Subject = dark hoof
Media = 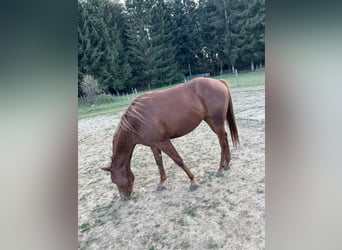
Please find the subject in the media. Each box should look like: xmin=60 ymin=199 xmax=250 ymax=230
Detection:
xmin=189 ymin=184 xmax=199 ymax=191
xmin=224 ymin=165 xmax=230 ymax=171
xmin=215 ymin=171 xmax=224 ymax=177
xmin=156 ymin=185 xmax=166 ymax=191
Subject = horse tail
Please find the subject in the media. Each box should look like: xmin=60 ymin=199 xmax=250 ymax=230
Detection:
xmin=219 ymin=79 xmax=240 ymax=148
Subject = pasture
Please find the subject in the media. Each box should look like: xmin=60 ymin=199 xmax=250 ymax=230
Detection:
xmin=78 ymin=74 xmax=265 ymax=249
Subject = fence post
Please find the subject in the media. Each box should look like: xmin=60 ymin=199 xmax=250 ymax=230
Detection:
xmin=235 ymin=69 xmax=240 ymax=86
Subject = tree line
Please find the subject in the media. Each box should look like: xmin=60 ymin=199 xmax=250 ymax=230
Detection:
xmin=78 ymin=0 xmax=264 ymax=96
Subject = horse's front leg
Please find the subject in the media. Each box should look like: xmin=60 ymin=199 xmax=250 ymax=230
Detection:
xmin=155 ymin=140 xmax=199 ymax=191
xmin=150 ymin=146 xmax=167 ymax=191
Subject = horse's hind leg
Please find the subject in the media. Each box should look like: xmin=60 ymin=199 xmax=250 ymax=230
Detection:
xmin=155 ymin=140 xmax=199 ymax=191
xmin=222 ymin=132 xmax=231 ymax=170
xmin=216 ymin=127 xmax=231 ymax=177
xmin=150 ymin=146 xmax=167 ymax=191
xmin=204 ymin=118 xmax=231 ymax=177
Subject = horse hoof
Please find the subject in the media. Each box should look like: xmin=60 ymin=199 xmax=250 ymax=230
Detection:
xmin=156 ymin=185 xmax=166 ymax=191
xmin=215 ymin=171 xmax=224 ymax=177
xmin=224 ymin=165 xmax=230 ymax=171
xmin=189 ymin=184 xmax=199 ymax=191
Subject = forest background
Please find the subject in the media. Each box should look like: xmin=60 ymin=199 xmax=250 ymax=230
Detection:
xmin=78 ymin=0 xmax=264 ymax=97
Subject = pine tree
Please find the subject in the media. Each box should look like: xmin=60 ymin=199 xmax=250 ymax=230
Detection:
xmin=78 ymin=0 xmax=123 ymax=94
xmin=125 ymin=0 xmax=153 ymax=89
xmin=125 ymin=0 xmax=182 ymax=89
xmin=241 ymin=0 xmax=265 ymax=70
xmin=198 ymin=0 xmax=245 ymax=75
xmin=78 ymin=0 xmax=265 ymax=96
xmin=170 ymin=0 xmax=199 ymax=78
xmin=149 ymin=0 xmax=182 ymax=86
xmin=197 ymin=0 xmax=218 ymax=74
xmin=103 ymin=1 xmax=132 ymax=94
xmin=78 ymin=1 xmax=86 ymax=96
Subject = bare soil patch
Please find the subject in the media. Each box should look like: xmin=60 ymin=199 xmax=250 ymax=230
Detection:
xmin=78 ymin=85 xmax=265 ymax=249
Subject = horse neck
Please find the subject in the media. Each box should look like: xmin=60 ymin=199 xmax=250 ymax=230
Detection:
xmin=111 ymin=127 xmax=136 ymax=170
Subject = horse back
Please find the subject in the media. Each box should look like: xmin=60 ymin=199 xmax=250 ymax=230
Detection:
xmin=128 ymin=84 xmax=205 ymax=143
xmin=124 ymin=78 xmax=229 ymax=144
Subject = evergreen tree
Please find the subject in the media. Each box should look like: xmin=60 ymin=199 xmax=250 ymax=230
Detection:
xmin=78 ymin=1 xmax=86 ymax=96
xmin=78 ymin=0 xmax=123 ymax=94
xmin=198 ymin=0 xmax=222 ymax=75
xmin=125 ymin=0 xmax=182 ymax=89
xmin=103 ymin=1 xmax=132 ymax=94
xmin=170 ymin=0 xmax=199 ymax=78
xmin=149 ymin=0 xmax=182 ymax=86
xmin=125 ymin=0 xmax=153 ymax=89
xmin=198 ymin=0 xmax=245 ymax=75
xmin=241 ymin=0 xmax=265 ymax=70
xmin=78 ymin=0 xmax=265 ymax=97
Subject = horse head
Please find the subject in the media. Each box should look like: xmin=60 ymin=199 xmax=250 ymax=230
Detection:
xmin=101 ymin=162 xmax=135 ymax=201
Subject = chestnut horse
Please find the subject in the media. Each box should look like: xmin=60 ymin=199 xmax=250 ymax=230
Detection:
xmin=101 ymin=77 xmax=239 ymax=200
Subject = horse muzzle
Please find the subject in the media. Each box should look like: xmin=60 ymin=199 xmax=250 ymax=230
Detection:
xmin=119 ymin=193 xmax=131 ymax=201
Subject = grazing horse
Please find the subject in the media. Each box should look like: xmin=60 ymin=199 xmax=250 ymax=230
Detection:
xmin=101 ymin=77 xmax=239 ymax=200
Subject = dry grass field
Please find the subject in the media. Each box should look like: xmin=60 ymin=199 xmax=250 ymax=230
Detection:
xmin=78 ymin=85 xmax=265 ymax=249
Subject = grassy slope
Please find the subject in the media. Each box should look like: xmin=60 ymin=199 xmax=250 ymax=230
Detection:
xmin=78 ymin=70 xmax=265 ymax=119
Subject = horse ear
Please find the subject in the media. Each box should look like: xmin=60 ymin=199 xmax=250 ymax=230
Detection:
xmin=101 ymin=167 xmax=112 ymax=172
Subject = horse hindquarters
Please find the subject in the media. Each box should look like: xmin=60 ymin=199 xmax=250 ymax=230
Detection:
xmin=196 ymin=79 xmax=237 ymax=176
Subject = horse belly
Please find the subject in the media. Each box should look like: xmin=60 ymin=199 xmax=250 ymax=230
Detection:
xmin=162 ymin=108 xmax=204 ymax=139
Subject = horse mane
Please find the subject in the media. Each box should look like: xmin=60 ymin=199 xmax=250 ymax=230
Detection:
xmin=111 ymin=122 xmax=121 ymax=156
xmin=116 ymin=94 xmax=152 ymax=136
xmin=112 ymin=96 xmax=152 ymax=155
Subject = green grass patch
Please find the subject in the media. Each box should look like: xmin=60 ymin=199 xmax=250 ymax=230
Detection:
xmin=78 ymin=95 xmax=134 ymax=119
xmin=79 ymin=222 xmax=91 ymax=233
xmin=184 ymin=206 xmax=198 ymax=217
xmin=95 ymin=219 xmax=105 ymax=226
xmin=211 ymin=70 xmax=265 ymax=88
xmin=78 ymin=70 xmax=264 ymax=119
